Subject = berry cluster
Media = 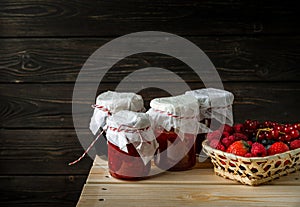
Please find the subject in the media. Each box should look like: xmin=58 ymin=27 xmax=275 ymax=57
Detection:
xmin=207 ymin=120 xmax=300 ymax=157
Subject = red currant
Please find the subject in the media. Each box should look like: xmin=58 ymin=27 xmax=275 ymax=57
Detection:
xmin=278 ymin=135 xmax=284 ymax=141
xmin=284 ymin=124 xmax=292 ymax=127
xmin=265 ymin=131 xmax=273 ymax=139
xmin=284 ymin=134 xmax=292 ymax=142
xmin=275 ymin=125 xmax=284 ymax=132
xmin=293 ymin=123 xmax=300 ymax=130
xmin=284 ymin=127 xmax=291 ymax=134
xmin=245 ymin=119 xmax=251 ymax=123
xmin=271 ymin=129 xmax=280 ymax=139
xmin=258 ymin=133 xmax=265 ymax=140
xmin=263 ymin=121 xmax=272 ymax=128
xmin=290 ymin=129 xmax=300 ymax=139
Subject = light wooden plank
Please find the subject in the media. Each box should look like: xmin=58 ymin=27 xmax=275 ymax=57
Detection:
xmin=87 ymin=167 xmax=231 ymax=185
xmin=77 ymin=184 xmax=300 ymax=207
xmin=87 ymin=166 xmax=300 ymax=186
xmin=89 ymin=156 xmax=300 ymax=186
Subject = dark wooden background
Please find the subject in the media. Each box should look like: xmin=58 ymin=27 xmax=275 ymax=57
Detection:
xmin=1 ymin=0 xmax=299 ymax=206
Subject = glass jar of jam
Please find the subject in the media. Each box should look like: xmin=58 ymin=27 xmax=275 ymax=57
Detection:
xmin=108 ymin=142 xmax=151 ymax=180
xmin=89 ymin=91 xmax=145 ymax=157
xmin=106 ymin=110 xmax=158 ymax=180
xmin=186 ymin=88 xmax=234 ymax=154
xmin=147 ymin=94 xmax=200 ymax=171
xmin=154 ymin=128 xmax=196 ymax=171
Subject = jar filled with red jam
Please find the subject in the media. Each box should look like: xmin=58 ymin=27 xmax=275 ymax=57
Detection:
xmin=154 ymin=128 xmax=196 ymax=171
xmin=147 ymin=94 xmax=200 ymax=171
xmin=186 ymin=88 xmax=234 ymax=155
xmin=106 ymin=110 xmax=158 ymax=180
xmin=89 ymin=91 xmax=144 ymax=157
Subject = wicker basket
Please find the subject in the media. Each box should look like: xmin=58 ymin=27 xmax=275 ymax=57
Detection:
xmin=202 ymin=140 xmax=300 ymax=185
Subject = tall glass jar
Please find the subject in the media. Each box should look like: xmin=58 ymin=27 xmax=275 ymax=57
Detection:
xmin=106 ymin=110 xmax=158 ymax=180
xmin=147 ymin=94 xmax=200 ymax=171
xmin=89 ymin=91 xmax=145 ymax=157
xmin=186 ymin=88 xmax=234 ymax=155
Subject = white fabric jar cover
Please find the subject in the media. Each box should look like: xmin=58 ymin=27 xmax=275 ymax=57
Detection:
xmin=89 ymin=91 xmax=144 ymax=135
xmin=185 ymin=88 xmax=234 ymax=126
xmin=106 ymin=110 xmax=158 ymax=165
xmin=147 ymin=94 xmax=205 ymax=140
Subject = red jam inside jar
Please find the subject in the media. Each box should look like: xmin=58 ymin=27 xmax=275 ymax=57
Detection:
xmin=154 ymin=128 xmax=196 ymax=171
xmin=108 ymin=141 xmax=151 ymax=180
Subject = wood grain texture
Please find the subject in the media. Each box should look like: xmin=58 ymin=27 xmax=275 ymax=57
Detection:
xmin=1 ymin=83 xmax=300 ymax=129
xmin=1 ymin=0 xmax=299 ymax=37
xmin=0 ymin=129 xmax=93 ymax=175
xmin=0 ymin=175 xmax=87 ymax=207
xmin=0 ymin=36 xmax=300 ymax=83
xmin=77 ymin=157 xmax=300 ymax=207
xmin=88 ymin=156 xmax=300 ymax=185
xmin=78 ymin=184 xmax=300 ymax=207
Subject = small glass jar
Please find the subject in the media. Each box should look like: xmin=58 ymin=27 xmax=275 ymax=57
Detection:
xmin=89 ymin=91 xmax=145 ymax=157
xmin=108 ymin=142 xmax=151 ymax=180
xmin=147 ymin=94 xmax=199 ymax=171
xmin=106 ymin=110 xmax=158 ymax=180
xmin=154 ymin=128 xmax=196 ymax=171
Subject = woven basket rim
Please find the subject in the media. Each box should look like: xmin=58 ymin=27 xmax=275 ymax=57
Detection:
xmin=202 ymin=140 xmax=300 ymax=161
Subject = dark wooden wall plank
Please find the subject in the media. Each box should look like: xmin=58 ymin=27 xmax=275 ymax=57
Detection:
xmin=0 ymin=129 xmax=92 ymax=175
xmin=1 ymin=0 xmax=299 ymax=37
xmin=0 ymin=36 xmax=299 ymax=83
xmin=0 ymin=175 xmax=87 ymax=207
xmin=1 ymin=83 xmax=300 ymax=129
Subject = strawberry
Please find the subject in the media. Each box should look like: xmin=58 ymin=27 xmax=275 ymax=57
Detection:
xmin=209 ymin=139 xmax=225 ymax=151
xmin=251 ymin=142 xmax=267 ymax=157
xmin=290 ymin=140 xmax=300 ymax=150
xmin=226 ymin=140 xmax=250 ymax=156
xmin=267 ymin=142 xmax=289 ymax=156
xmin=233 ymin=123 xmax=244 ymax=133
xmin=206 ymin=130 xmax=222 ymax=142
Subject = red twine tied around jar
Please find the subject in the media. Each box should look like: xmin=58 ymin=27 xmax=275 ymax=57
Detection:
xmin=68 ymin=105 xmax=111 ymax=165
xmin=153 ymin=109 xmax=197 ymax=120
xmin=68 ymin=129 xmax=105 ymax=166
xmin=68 ymin=124 xmax=151 ymax=166
xmin=92 ymin=104 xmax=111 ymax=116
xmin=108 ymin=124 xmax=152 ymax=145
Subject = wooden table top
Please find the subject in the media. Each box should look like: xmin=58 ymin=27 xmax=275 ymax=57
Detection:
xmin=77 ymin=156 xmax=300 ymax=207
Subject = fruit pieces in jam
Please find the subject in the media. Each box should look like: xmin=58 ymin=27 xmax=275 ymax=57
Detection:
xmin=154 ymin=129 xmax=196 ymax=171
xmin=108 ymin=141 xmax=151 ymax=180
